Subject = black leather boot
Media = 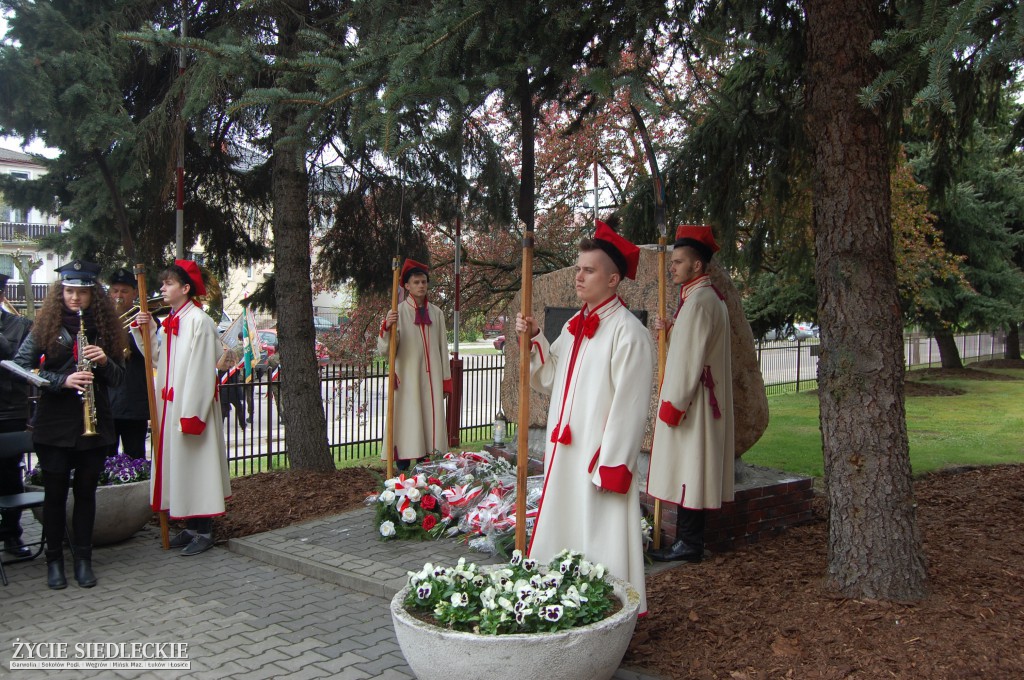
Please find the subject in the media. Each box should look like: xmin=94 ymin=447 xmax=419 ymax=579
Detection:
xmin=46 ymin=552 xmax=67 ymax=590
xmin=73 ymin=546 xmax=97 ymax=588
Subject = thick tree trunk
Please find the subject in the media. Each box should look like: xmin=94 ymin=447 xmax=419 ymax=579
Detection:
xmin=805 ymin=0 xmax=927 ymax=600
xmin=1005 ymin=323 xmax=1021 ymax=361
xmin=933 ymin=328 xmax=964 ymax=369
xmin=269 ymin=1 xmax=333 ymax=473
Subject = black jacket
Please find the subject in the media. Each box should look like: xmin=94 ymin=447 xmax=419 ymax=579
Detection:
xmin=0 ymin=309 xmax=32 ymax=421
xmin=108 ymin=339 xmax=151 ymax=420
xmin=13 ymin=326 xmax=125 ymax=449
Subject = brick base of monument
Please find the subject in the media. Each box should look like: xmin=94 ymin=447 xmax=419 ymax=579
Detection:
xmin=484 ymin=441 xmax=815 ymax=554
xmin=642 ymin=474 xmax=815 ymax=553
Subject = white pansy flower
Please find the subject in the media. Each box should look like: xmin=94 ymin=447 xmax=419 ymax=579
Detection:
xmin=541 ymin=604 xmax=563 ymax=622
xmin=417 ymin=583 xmax=432 ymax=599
xmin=497 ymin=596 xmax=513 ymax=611
xmin=579 ymin=560 xmax=592 ymax=577
xmin=450 ymin=592 xmax=469 ymax=607
xmin=401 ymin=507 xmax=418 ymax=523
xmin=510 ymin=550 xmax=523 ymax=566
xmin=522 ymin=558 xmax=537 ymax=572
xmin=379 ymin=520 xmax=396 ymax=537
xmin=593 ymin=564 xmax=606 ymax=579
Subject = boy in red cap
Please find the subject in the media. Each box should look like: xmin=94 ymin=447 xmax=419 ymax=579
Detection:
xmin=647 ymin=225 xmax=735 ymax=562
xmin=378 ymin=258 xmax=452 ymax=470
xmin=133 ymin=260 xmax=231 ymax=556
xmin=516 ymin=219 xmax=654 ymax=615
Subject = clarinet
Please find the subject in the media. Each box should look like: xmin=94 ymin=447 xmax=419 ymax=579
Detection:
xmin=77 ymin=309 xmax=99 ymax=436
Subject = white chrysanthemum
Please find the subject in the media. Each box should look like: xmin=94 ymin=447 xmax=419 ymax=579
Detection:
xmin=379 ymin=521 xmax=396 ymax=537
xmin=401 ymin=507 xmax=418 ymax=523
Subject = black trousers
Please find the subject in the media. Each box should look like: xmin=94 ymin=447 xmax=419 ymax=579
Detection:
xmin=675 ymin=507 xmax=706 ymax=549
xmin=35 ymin=443 xmax=107 ymax=558
xmin=0 ymin=417 xmax=28 ymax=540
xmin=112 ymin=418 xmax=148 ymax=459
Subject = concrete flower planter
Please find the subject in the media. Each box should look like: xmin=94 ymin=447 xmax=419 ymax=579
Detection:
xmin=390 ymin=575 xmax=641 ymax=680
xmin=29 ymin=480 xmax=152 ymax=546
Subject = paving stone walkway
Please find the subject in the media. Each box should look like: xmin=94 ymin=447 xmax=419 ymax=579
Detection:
xmin=2 ymin=509 xmax=665 ymax=679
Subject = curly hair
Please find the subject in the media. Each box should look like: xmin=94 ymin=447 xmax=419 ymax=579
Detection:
xmin=33 ymin=282 xmax=129 ymax=358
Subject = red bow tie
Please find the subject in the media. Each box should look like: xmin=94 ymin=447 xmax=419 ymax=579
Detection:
xmin=567 ymin=311 xmax=599 ymax=339
xmin=162 ymin=315 xmax=179 ymax=336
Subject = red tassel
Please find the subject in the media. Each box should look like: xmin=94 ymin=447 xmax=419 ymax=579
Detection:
xmin=550 ymin=426 xmax=559 ymax=443
xmin=558 ymin=424 xmax=572 ymax=444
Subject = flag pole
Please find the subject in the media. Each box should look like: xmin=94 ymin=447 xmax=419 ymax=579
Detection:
xmin=384 ymin=257 xmax=401 ymax=480
xmin=515 ymin=225 xmax=534 ymax=553
xmin=134 ymin=264 xmax=170 ymax=550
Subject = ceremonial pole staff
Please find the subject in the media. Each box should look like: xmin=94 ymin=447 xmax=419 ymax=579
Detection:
xmin=134 ymin=264 xmax=170 ymax=550
xmin=515 ymin=223 xmax=534 ymax=552
xmin=384 ymin=170 xmax=406 ymax=480
xmin=384 ymin=257 xmax=400 ymax=480
xmin=630 ymin=104 xmax=668 ymax=549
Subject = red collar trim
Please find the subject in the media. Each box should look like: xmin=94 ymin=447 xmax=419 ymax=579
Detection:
xmin=680 ymin=275 xmax=712 ymax=302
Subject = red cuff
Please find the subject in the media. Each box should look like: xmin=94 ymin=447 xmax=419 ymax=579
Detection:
xmin=180 ymin=416 xmax=207 ymax=435
xmin=658 ymin=400 xmax=685 ymax=426
xmin=443 ymin=378 xmax=452 ymax=394
xmin=598 ymin=464 xmax=633 ymax=494
xmin=380 ymin=320 xmax=388 ymax=338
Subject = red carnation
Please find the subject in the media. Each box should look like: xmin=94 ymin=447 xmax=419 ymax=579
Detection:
xmin=421 ymin=495 xmax=437 ymax=511
xmin=422 ymin=514 xmax=438 ymax=531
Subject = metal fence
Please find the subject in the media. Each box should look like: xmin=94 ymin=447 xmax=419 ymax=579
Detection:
xmin=755 ymin=329 xmax=1013 ymax=396
xmin=221 ymin=353 xmax=513 ymax=475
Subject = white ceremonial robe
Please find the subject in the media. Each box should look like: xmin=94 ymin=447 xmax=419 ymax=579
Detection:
xmin=133 ymin=301 xmax=231 ymax=519
xmin=647 ymin=275 xmax=735 ymax=510
xmin=526 ymin=295 xmax=654 ymax=614
xmin=377 ymin=296 xmax=452 ymax=461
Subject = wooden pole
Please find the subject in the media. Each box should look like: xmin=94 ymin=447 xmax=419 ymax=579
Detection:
xmin=384 ymin=258 xmax=401 ymax=479
xmin=134 ymin=264 xmax=169 ymax=550
xmin=629 ymin=103 xmax=669 ymax=550
xmin=653 ymin=238 xmax=667 ymax=549
xmin=515 ymin=228 xmax=534 ymax=553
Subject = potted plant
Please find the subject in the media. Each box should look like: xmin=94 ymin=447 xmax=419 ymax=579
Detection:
xmin=390 ymin=549 xmax=641 ymax=680
xmin=26 ymin=453 xmax=153 ymax=546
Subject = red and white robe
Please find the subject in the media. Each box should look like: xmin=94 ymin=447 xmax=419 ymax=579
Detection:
xmin=132 ymin=301 xmax=231 ymax=519
xmin=376 ymin=296 xmax=452 ymax=461
xmin=647 ymin=274 xmax=735 ymax=510
xmin=526 ymin=295 xmax=654 ymax=614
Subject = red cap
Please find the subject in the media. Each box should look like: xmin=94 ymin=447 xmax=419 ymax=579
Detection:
xmin=674 ymin=225 xmax=720 ymax=253
xmin=401 ymin=258 xmax=430 ymax=284
xmin=173 ymin=259 xmax=207 ymax=297
xmin=593 ymin=220 xmax=640 ymax=280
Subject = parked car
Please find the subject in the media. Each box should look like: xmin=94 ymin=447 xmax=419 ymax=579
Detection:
xmin=493 ymin=335 xmax=506 ymax=351
xmin=313 ymin=315 xmax=340 ymax=333
xmin=253 ymin=329 xmax=328 ymax=374
xmin=483 ymin=316 xmax=507 ymax=338
xmin=793 ymin=322 xmax=820 ymax=340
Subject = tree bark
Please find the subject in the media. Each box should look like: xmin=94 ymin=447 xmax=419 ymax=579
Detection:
xmin=805 ymin=0 xmax=927 ymax=599
xmin=1005 ymin=323 xmax=1021 ymax=361
xmin=269 ymin=0 xmax=333 ymax=472
xmin=933 ymin=328 xmax=964 ymax=369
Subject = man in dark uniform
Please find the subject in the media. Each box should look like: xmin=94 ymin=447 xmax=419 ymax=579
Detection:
xmin=0 ymin=272 xmax=33 ymax=557
xmin=105 ymin=268 xmax=151 ymax=459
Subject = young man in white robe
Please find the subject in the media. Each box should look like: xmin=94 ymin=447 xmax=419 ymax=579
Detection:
xmin=378 ymin=259 xmax=452 ymax=470
xmin=647 ymin=225 xmax=735 ymax=563
xmin=133 ymin=259 xmax=231 ymax=556
xmin=516 ymin=220 xmax=654 ymax=614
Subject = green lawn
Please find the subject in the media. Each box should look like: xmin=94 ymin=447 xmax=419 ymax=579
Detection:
xmin=743 ymin=369 xmax=1024 ymax=478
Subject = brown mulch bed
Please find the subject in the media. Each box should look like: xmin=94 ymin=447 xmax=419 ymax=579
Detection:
xmin=902 ymin=381 xmax=965 ymax=397
xmin=626 ymin=464 xmax=1024 ymax=679
xmin=972 ymin=358 xmax=1024 ymax=370
xmin=217 ymin=467 xmax=381 ymax=539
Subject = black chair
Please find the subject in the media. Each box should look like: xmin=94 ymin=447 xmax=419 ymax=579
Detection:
xmin=0 ymin=431 xmax=45 ymax=586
